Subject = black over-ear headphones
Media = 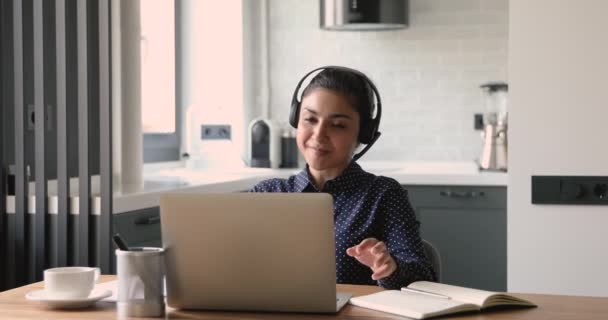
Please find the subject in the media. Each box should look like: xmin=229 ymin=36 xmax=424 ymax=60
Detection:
xmin=289 ymin=66 xmax=382 ymax=161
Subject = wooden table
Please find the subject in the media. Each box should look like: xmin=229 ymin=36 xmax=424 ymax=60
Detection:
xmin=1 ymin=275 xmax=607 ymax=319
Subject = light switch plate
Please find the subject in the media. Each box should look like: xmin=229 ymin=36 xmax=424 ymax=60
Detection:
xmin=532 ymin=176 xmax=608 ymax=205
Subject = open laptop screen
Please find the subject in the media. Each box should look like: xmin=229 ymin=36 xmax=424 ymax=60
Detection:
xmin=160 ymin=193 xmax=342 ymax=313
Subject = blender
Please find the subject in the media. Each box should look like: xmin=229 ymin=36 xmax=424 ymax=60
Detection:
xmin=478 ymin=82 xmax=508 ymax=171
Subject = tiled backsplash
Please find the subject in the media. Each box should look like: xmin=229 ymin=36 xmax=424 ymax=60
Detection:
xmin=262 ymin=0 xmax=508 ymax=162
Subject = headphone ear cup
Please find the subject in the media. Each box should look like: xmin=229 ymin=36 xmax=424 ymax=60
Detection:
xmin=358 ymin=120 xmax=372 ymax=144
xmin=358 ymin=117 xmax=378 ymax=145
xmin=289 ymin=101 xmax=300 ymax=128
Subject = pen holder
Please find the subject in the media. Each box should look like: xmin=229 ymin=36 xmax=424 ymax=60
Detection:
xmin=116 ymin=248 xmax=165 ymax=318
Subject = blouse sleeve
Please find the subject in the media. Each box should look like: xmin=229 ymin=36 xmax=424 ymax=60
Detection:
xmin=376 ymin=185 xmax=437 ymax=289
xmin=248 ymin=178 xmax=286 ymax=192
xmin=249 ymin=183 xmax=264 ymax=192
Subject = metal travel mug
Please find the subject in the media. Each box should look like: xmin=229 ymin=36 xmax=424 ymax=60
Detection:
xmin=116 ymin=248 xmax=165 ymax=318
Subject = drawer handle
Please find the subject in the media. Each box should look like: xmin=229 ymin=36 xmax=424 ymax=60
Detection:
xmin=439 ymin=190 xmax=485 ymax=198
xmin=134 ymin=216 xmax=160 ymax=225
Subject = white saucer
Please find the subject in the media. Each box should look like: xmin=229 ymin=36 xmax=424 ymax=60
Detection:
xmin=25 ymin=288 xmax=113 ymax=309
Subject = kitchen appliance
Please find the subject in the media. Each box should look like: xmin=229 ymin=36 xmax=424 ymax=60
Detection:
xmin=248 ymin=118 xmax=281 ymax=168
xmin=320 ymin=0 xmax=408 ymax=31
xmin=478 ymin=82 xmax=508 ymax=171
xmin=280 ymin=127 xmax=299 ymax=168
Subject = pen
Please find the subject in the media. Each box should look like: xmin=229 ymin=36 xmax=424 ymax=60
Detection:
xmin=401 ymin=287 xmax=451 ymax=299
xmin=112 ymin=233 xmax=130 ymax=251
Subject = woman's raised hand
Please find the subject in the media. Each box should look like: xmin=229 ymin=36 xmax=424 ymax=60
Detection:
xmin=346 ymin=238 xmax=397 ymax=280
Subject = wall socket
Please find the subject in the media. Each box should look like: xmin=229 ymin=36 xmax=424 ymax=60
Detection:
xmin=201 ymin=124 xmax=231 ymax=140
xmin=474 ymin=113 xmax=484 ymax=130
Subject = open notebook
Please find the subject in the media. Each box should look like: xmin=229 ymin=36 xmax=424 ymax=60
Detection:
xmin=349 ymin=281 xmax=536 ymax=319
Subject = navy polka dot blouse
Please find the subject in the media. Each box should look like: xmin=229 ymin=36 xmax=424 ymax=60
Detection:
xmin=251 ymin=161 xmax=437 ymax=289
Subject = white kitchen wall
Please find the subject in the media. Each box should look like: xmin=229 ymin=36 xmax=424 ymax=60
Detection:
xmin=509 ymin=0 xmax=608 ymax=296
xmin=253 ymin=0 xmax=509 ymax=161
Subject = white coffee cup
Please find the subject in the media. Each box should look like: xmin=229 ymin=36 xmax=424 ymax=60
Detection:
xmin=44 ymin=267 xmax=100 ymax=299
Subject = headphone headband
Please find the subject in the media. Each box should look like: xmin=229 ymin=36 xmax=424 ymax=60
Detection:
xmin=289 ymin=66 xmax=382 ymax=161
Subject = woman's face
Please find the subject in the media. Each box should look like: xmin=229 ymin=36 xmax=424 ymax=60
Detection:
xmin=297 ymin=88 xmax=360 ymax=173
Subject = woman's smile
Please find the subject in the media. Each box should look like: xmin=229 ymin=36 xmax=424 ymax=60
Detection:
xmin=307 ymin=144 xmax=331 ymax=156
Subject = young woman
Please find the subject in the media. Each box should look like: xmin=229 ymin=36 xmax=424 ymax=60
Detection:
xmin=251 ymin=67 xmax=436 ymax=289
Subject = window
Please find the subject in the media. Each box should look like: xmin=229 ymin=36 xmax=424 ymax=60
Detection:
xmin=141 ymin=0 xmax=180 ymax=162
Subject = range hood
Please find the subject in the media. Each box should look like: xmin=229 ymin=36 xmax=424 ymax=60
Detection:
xmin=320 ymin=0 xmax=408 ymax=31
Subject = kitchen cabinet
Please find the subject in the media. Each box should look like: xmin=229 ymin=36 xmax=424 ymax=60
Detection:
xmin=110 ymin=207 xmax=161 ymax=274
xmin=403 ymin=185 xmax=507 ymax=291
xmin=113 ymin=207 xmax=162 ymax=249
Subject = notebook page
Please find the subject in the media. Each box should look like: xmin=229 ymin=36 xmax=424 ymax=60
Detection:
xmin=407 ymin=281 xmax=495 ymax=306
xmin=349 ymin=290 xmax=476 ymax=319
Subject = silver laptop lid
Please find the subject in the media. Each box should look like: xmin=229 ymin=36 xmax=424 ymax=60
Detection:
xmin=160 ymin=193 xmax=338 ymax=313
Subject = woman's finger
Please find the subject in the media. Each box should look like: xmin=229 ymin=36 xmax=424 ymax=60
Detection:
xmin=346 ymin=246 xmax=357 ymax=256
xmin=371 ymin=263 xmax=391 ymax=280
xmin=371 ymin=241 xmax=387 ymax=255
xmin=373 ymin=252 xmax=391 ymax=269
xmin=357 ymin=238 xmax=379 ymax=252
xmin=372 ymin=259 xmax=396 ymax=280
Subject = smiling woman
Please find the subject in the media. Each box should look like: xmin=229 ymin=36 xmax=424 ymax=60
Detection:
xmin=251 ymin=66 xmax=437 ymax=290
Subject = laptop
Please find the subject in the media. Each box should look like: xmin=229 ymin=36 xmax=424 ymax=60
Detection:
xmin=159 ymin=192 xmax=352 ymax=313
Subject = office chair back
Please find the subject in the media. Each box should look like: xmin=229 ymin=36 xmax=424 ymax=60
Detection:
xmin=422 ymin=239 xmax=442 ymax=282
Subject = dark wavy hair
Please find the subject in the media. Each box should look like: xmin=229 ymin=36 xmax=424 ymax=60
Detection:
xmin=301 ymin=68 xmax=375 ymax=127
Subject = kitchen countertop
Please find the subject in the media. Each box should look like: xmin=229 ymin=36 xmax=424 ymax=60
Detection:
xmin=113 ymin=161 xmax=507 ymax=213
xmin=5 ymin=161 xmax=507 ymax=215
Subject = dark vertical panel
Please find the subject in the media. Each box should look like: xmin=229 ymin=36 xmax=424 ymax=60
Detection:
xmin=0 ymin=0 xmax=5 ymax=292
xmin=42 ymin=0 xmax=57 ymax=269
xmin=13 ymin=0 xmax=28 ymax=287
xmin=65 ymin=0 xmax=79 ymax=265
xmin=70 ymin=213 xmax=79 ymax=264
xmin=65 ymin=0 xmax=78 ymax=266
xmin=0 ymin=166 xmax=3 ymax=290
xmin=77 ymin=0 xmax=90 ymax=266
xmin=98 ymin=0 xmax=112 ymax=273
xmin=55 ymin=0 xmax=68 ymax=268
xmin=59 ymin=0 xmax=84 ymax=182
xmin=0 ymin=5 xmax=15 ymax=175
xmin=22 ymin=0 xmax=35 ymax=283
xmin=86 ymin=0 xmax=100 ymax=267
xmin=0 ymin=143 xmax=3 ymax=289
xmin=33 ymin=0 xmax=47 ymax=282
xmin=1 ymin=0 xmax=15 ymax=291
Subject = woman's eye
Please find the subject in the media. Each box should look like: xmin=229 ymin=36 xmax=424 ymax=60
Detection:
xmin=333 ymin=123 xmax=346 ymax=129
xmin=303 ymin=117 xmax=316 ymax=123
